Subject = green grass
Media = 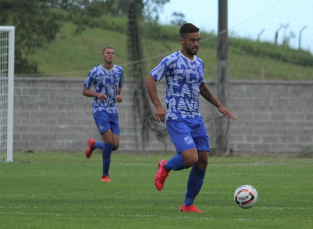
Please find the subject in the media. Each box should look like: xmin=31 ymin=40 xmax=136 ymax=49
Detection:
xmin=1 ymin=152 xmax=313 ymax=228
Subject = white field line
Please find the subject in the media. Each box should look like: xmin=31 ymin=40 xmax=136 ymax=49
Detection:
xmin=0 ymin=190 xmax=310 ymax=197
xmin=0 ymin=211 xmax=312 ymax=223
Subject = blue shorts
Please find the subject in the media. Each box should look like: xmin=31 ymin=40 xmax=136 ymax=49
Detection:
xmin=166 ymin=117 xmax=210 ymax=154
xmin=93 ymin=111 xmax=120 ymax=136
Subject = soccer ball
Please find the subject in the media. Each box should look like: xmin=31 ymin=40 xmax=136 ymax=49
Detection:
xmin=234 ymin=185 xmax=258 ymax=209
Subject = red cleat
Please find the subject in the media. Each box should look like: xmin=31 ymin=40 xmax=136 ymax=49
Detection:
xmin=154 ymin=160 xmax=169 ymax=191
xmin=101 ymin=175 xmax=111 ymax=182
xmin=86 ymin=139 xmax=96 ymax=159
xmin=180 ymin=204 xmax=203 ymax=213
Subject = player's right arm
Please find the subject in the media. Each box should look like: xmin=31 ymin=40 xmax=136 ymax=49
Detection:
xmin=82 ymin=86 xmax=107 ymax=101
xmin=83 ymin=68 xmax=107 ymax=101
xmin=145 ymin=74 xmax=166 ymax=123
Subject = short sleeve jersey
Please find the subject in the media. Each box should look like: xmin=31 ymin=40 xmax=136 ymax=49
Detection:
xmin=150 ymin=51 xmax=205 ymax=120
xmin=84 ymin=65 xmax=124 ymax=114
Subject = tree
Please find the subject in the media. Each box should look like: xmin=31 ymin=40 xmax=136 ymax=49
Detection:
xmin=0 ymin=0 xmax=61 ymax=74
xmin=110 ymin=0 xmax=169 ymax=18
xmin=0 ymin=0 xmax=170 ymax=74
xmin=170 ymin=12 xmax=186 ymax=27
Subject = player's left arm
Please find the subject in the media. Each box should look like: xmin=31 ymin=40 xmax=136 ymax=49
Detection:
xmin=200 ymin=83 xmax=237 ymax=121
xmin=116 ymin=69 xmax=124 ymax=103
xmin=116 ymin=86 xmax=123 ymax=103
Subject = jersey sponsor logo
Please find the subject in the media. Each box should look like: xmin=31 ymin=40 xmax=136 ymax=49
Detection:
xmin=184 ymin=136 xmax=193 ymax=145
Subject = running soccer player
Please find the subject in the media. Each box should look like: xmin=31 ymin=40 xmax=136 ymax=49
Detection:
xmin=83 ymin=47 xmax=124 ymax=182
xmin=145 ymin=23 xmax=237 ymax=212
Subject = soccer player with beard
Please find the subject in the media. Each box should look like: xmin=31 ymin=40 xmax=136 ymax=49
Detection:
xmin=145 ymin=23 xmax=237 ymax=212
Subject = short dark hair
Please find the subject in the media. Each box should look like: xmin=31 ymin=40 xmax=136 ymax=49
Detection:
xmin=179 ymin=23 xmax=199 ymax=37
xmin=102 ymin=47 xmax=114 ymax=54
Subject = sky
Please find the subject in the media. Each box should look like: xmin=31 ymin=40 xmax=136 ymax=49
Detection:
xmin=158 ymin=0 xmax=313 ymax=51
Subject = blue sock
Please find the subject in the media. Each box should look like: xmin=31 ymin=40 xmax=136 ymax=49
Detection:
xmin=94 ymin=142 xmax=104 ymax=149
xmin=102 ymin=143 xmax=113 ymax=176
xmin=164 ymin=154 xmax=185 ymax=171
xmin=184 ymin=166 xmax=206 ymax=206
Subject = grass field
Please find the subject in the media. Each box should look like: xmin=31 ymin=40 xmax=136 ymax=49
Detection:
xmin=1 ymin=152 xmax=313 ymax=229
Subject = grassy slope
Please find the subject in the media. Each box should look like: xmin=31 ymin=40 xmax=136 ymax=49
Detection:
xmin=28 ymin=22 xmax=179 ymax=78
xmin=29 ymin=23 xmax=129 ymax=77
xmin=28 ymin=21 xmax=313 ymax=80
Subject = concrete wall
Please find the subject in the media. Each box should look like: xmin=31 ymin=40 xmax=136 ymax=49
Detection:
xmin=13 ymin=77 xmax=313 ymax=154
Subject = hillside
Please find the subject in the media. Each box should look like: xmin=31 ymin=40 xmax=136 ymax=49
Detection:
xmin=27 ymin=16 xmax=313 ymax=80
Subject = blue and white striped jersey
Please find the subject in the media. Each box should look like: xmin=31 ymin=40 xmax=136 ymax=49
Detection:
xmin=84 ymin=65 xmax=124 ymax=113
xmin=150 ymin=51 xmax=205 ymax=120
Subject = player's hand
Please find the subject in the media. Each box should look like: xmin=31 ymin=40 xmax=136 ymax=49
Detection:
xmin=219 ymin=106 xmax=237 ymax=121
xmin=116 ymin=95 xmax=122 ymax=103
xmin=154 ymin=104 xmax=166 ymax=123
xmin=97 ymin=93 xmax=107 ymax=101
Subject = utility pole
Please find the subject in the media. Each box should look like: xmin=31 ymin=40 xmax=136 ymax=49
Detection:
xmin=299 ymin=26 xmax=307 ymax=50
xmin=257 ymin=29 xmax=265 ymax=41
xmin=127 ymin=0 xmax=167 ymax=151
xmin=275 ymin=25 xmax=283 ymax=45
xmin=216 ymin=0 xmax=229 ymax=156
xmin=275 ymin=24 xmax=288 ymax=45
xmin=127 ymin=0 xmax=147 ymax=150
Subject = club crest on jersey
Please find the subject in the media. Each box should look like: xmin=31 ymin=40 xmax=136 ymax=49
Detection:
xmin=183 ymin=69 xmax=188 ymax=78
xmin=184 ymin=136 xmax=193 ymax=145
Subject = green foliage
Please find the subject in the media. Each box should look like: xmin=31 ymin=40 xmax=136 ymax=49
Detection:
xmin=27 ymin=18 xmax=313 ymax=80
xmin=11 ymin=6 xmax=311 ymax=80
xmin=2 ymin=1 xmax=312 ymax=79
xmin=0 ymin=0 xmax=170 ymax=74
xmin=89 ymin=15 xmax=129 ymax=33
xmin=81 ymin=15 xmax=180 ymax=42
xmin=26 ymin=22 xmax=132 ymax=77
xmin=1 ymin=152 xmax=313 ymax=229
xmin=141 ymin=23 xmax=180 ymax=41
xmin=170 ymin=12 xmax=187 ymax=27
xmin=0 ymin=0 xmax=62 ymax=74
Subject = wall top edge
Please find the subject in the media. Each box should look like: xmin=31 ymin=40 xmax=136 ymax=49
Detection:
xmin=14 ymin=77 xmax=313 ymax=85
